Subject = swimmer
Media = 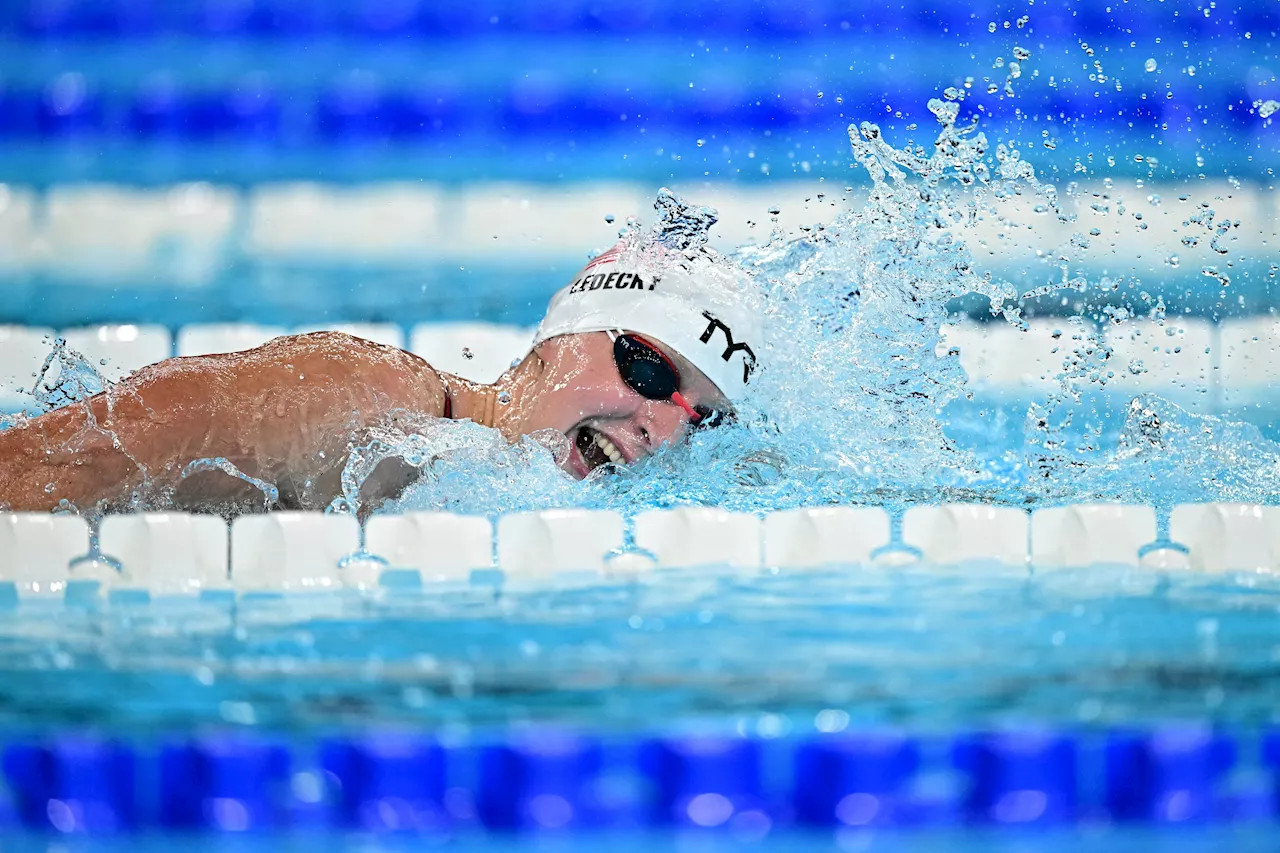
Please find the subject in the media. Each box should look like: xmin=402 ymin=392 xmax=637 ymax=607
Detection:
xmin=0 ymin=244 xmax=760 ymax=514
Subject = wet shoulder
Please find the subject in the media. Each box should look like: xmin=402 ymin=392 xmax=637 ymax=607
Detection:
xmin=248 ymin=331 xmax=449 ymax=418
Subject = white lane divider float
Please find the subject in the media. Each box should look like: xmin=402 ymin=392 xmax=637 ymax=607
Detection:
xmin=1168 ymin=503 xmax=1280 ymax=573
xmin=0 ymin=513 xmax=91 ymax=597
xmin=364 ymin=511 xmax=493 ymax=583
xmin=901 ymin=504 xmax=1029 ymax=569
xmin=3 ymin=503 xmax=1278 ymax=600
xmin=1030 ymin=504 xmax=1159 ymax=570
xmin=230 ymin=511 xmax=360 ymax=592
xmin=98 ymin=513 xmax=230 ymax=596
xmin=496 ymin=509 xmax=626 ymax=577
xmin=633 ymin=507 xmax=762 ymax=572
xmin=762 ymin=507 xmax=891 ymax=570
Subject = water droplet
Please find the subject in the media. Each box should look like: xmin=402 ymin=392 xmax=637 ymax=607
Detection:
xmin=767 ymin=206 xmax=781 ymax=215
xmin=835 ymin=95 xmax=843 ymax=104
xmin=461 ymin=347 xmax=474 ymax=360
xmin=1258 ymin=100 xmax=1279 ymax=119
xmin=1144 ymin=58 xmax=1158 ymax=72
xmin=696 ymin=138 xmax=706 ymax=147
xmin=44 ymin=483 xmax=55 ymax=493
xmin=816 ymin=92 xmax=823 ymax=99
xmin=604 ymin=213 xmax=615 ymax=223
xmin=987 ymin=21 xmax=997 ymax=32
xmin=497 ymin=391 xmax=511 ymax=404
xmin=1166 ymin=255 xmax=1180 ymax=268
xmin=1013 ymin=46 xmax=1031 ymax=60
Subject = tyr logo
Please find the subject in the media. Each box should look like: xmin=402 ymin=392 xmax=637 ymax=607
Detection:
xmin=699 ymin=311 xmax=757 ymax=383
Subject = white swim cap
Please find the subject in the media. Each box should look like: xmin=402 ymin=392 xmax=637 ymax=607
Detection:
xmin=534 ymin=244 xmax=762 ymax=404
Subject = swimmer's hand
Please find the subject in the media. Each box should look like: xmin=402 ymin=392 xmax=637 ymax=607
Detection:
xmin=0 ymin=332 xmax=449 ymax=513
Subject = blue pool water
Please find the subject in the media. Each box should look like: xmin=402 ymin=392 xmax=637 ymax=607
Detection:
xmin=3 ymin=567 xmax=1280 ymax=848
xmin=3 ymin=566 xmax=1280 ymax=733
xmin=3 ymin=0 xmax=1280 ymax=846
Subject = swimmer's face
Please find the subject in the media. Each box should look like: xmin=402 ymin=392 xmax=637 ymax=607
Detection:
xmin=522 ymin=332 xmax=730 ymax=479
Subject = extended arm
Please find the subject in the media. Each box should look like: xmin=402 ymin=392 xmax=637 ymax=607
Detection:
xmin=0 ymin=332 xmax=447 ymax=513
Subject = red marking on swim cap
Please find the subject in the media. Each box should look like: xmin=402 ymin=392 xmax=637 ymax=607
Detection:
xmin=582 ymin=242 xmax=625 ymax=272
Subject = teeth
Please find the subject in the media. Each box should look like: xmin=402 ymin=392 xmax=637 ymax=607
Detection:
xmin=593 ymin=432 xmax=626 ymax=466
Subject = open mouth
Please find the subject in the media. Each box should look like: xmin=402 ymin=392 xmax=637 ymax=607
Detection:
xmin=574 ymin=425 xmax=627 ymax=473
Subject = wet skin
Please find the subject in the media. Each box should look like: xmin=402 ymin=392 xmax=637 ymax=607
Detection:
xmin=0 ymin=330 xmax=726 ymax=513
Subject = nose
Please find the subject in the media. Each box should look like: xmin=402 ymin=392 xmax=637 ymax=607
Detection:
xmin=636 ymin=397 xmax=695 ymax=449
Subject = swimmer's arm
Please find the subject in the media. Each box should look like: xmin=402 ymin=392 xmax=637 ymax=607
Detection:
xmin=0 ymin=332 xmax=448 ymax=512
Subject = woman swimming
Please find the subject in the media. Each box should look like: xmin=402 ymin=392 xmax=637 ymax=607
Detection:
xmin=0 ymin=243 xmax=761 ymax=514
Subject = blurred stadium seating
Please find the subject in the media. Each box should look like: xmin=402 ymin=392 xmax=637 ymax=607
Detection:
xmin=0 ymin=0 xmax=1274 ymax=331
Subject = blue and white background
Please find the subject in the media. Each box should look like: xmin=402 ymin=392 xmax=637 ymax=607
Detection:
xmin=0 ymin=3 xmax=1279 ymax=844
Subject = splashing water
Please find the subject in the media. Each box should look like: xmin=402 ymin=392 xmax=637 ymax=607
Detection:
xmin=180 ymin=458 xmax=280 ymax=511
xmin=8 ymin=98 xmax=1279 ymax=523
xmin=31 ymin=337 xmax=109 ymax=413
xmin=372 ymin=103 xmax=1280 ymax=519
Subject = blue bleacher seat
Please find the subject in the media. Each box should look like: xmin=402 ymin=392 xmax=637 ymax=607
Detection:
xmin=911 ymin=0 xmax=986 ymax=35
xmin=750 ymin=0 xmax=835 ymax=37
xmin=1238 ymin=2 xmax=1280 ymax=34
xmin=502 ymin=73 xmax=570 ymax=133
xmin=245 ymin=0 xmax=333 ymax=35
xmin=183 ymin=0 xmax=254 ymax=35
xmin=384 ymin=81 xmax=466 ymax=136
xmin=584 ymin=0 xmax=660 ymax=33
xmin=665 ymin=0 xmax=750 ymax=33
xmin=687 ymin=79 xmax=748 ymax=125
xmin=0 ymin=86 xmax=39 ymax=136
xmin=342 ymin=0 xmax=422 ymax=36
xmin=185 ymin=79 xmax=280 ymax=139
xmin=502 ymin=0 xmax=583 ymax=33
xmin=417 ymin=0 xmax=496 ymax=36
xmin=20 ymin=0 xmax=156 ymax=36
xmin=128 ymin=74 xmax=185 ymax=137
xmin=573 ymin=84 xmax=645 ymax=129
xmin=316 ymin=73 xmax=388 ymax=140
xmin=36 ymin=74 xmax=104 ymax=137
xmin=1223 ymin=90 xmax=1259 ymax=129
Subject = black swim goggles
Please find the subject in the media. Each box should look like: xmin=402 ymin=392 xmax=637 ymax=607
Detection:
xmin=610 ymin=332 xmax=729 ymax=428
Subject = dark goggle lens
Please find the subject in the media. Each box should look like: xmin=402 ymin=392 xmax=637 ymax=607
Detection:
xmin=614 ymin=334 xmax=735 ymax=429
xmin=614 ymin=335 xmax=679 ymax=400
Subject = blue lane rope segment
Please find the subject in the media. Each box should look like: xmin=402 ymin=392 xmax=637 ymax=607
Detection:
xmin=1 ymin=727 xmax=1279 ymax=834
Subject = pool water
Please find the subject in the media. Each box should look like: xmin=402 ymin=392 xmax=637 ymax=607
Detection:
xmin=3 ymin=565 xmax=1277 ymax=734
